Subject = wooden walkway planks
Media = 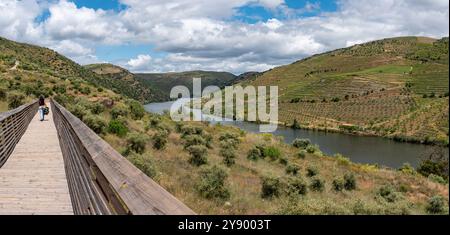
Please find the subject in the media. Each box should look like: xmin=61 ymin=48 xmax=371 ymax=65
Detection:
xmin=0 ymin=106 xmax=73 ymax=215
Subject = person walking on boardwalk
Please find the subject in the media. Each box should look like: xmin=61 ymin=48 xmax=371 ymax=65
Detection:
xmin=38 ymin=95 xmax=47 ymax=121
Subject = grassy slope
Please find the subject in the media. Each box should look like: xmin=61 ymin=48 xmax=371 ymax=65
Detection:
xmin=85 ymin=63 xmax=166 ymax=103
xmin=1 ymin=36 xmax=448 ymax=215
xmin=243 ymin=36 xmax=449 ymax=144
xmin=135 ymin=71 xmax=237 ymax=100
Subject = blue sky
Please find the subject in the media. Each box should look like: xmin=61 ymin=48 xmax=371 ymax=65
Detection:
xmin=1 ymin=0 xmax=448 ymax=74
xmin=66 ymin=0 xmax=339 ymax=65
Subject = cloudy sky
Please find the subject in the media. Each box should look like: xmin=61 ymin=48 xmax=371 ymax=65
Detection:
xmin=0 ymin=0 xmax=448 ymax=74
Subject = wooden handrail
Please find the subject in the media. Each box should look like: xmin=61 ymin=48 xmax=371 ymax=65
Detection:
xmin=0 ymin=101 xmax=38 ymax=168
xmin=51 ymin=99 xmax=195 ymax=215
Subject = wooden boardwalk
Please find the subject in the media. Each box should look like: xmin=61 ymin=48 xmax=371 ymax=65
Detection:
xmin=0 ymin=106 xmax=73 ymax=215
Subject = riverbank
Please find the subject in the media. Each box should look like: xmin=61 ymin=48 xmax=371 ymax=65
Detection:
xmin=145 ymin=100 xmax=448 ymax=169
xmin=278 ymin=122 xmax=450 ymax=147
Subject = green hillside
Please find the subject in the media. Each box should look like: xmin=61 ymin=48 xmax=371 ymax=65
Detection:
xmin=0 ymin=36 xmax=448 ymax=215
xmin=135 ymin=71 xmax=237 ymax=99
xmin=85 ymin=63 xmax=166 ymax=103
xmin=243 ymin=36 xmax=449 ymax=145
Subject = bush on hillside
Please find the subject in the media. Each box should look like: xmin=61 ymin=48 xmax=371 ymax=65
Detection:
xmin=69 ymin=104 xmax=88 ymax=120
xmin=286 ymin=164 xmax=300 ymax=175
xmin=278 ymin=157 xmax=288 ymax=165
xmin=286 ymin=177 xmax=308 ymax=195
xmin=187 ymin=145 xmax=208 ymax=166
xmin=306 ymin=166 xmax=318 ymax=177
xmin=332 ymin=178 xmax=345 ymax=192
xmin=306 ymin=145 xmax=319 ymax=154
xmin=398 ymin=163 xmax=416 ymax=175
xmin=309 ymin=177 xmax=325 ymax=192
xmin=7 ymin=92 xmax=25 ymax=109
xmin=426 ymin=196 xmax=446 ymax=214
xmin=377 ymin=185 xmax=401 ymax=203
xmin=127 ymin=153 xmax=158 ymax=179
xmin=126 ymin=132 xmax=149 ymax=154
xmin=297 ymin=150 xmax=307 ymax=159
xmin=247 ymin=146 xmax=263 ymax=161
xmin=197 ymin=165 xmax=230 ymax=200
xmin=90 ymin=103 xmax=105 ymax=115
xmin=292 ymin=138 xmax=311 ymax=149
xmin=218 ymin=132 xmax=240 ymax=149
xmin=184 ymin=135 xmax=206 ymax=149
xmin=261 ymin=176 xmax=282 ymax=199
xmin=108 ymin=119 xmax=128 ymax=137
xmin=220 ymin=147 xmax=236 ymax=167
xmin=344 ymin=173 xmax=357 ymax=191
xmin=83 ymin=114 xmax=107 ymax=134
xmin=417 ymin=158 xmax=448 ymax=180
xmin=129 ymin=100 xmax=145 ymax=120
xmin=180 ymin=125 xmax=203 ymax=137
xmin=152 ymin=131 xmax=168 ymax=150
xmin=111 ymin=105 xmax=129 ymax=119
xmin=0 ymin=89 xmax=7 ymax=100
xmin=263 ymin=146 xmax=282 ymax=161
xmin=428 ymin=174 xmax=447 ymax=184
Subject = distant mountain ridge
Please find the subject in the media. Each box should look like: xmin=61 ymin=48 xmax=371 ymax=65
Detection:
xmin=84 ymin=63 xmax=166 ymax=103
xmin=134 ymin=70 xmax=238 ymax=100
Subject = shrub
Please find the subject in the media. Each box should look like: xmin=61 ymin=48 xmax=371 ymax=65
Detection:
xmin=309 ymin=177 xmax=325 ymax=192
xmin=286 ymin=164 xmax=300 ymax=175
xmin=344 ymin=173 xmax=357 ymax=191
xmin=80 ymin=86 xmax=91 ymax=95
xmin=219 ymin=132 xmax=240 ymax=149
xmin=129 ymin=100 xmax=145 ymax=120
xmin=220 ymin=147 xmax=236 ymax=167
xmin=428 ymin=174 xmax=447 ymax=184
xmin=202 ymin=132 xmax=213 ymax=148
xmin=261 ymin=176 xmax=281 ymax=198
xmin=247 ymin=147 xmax=262 ymax=161
xmin=292 ymin=138 xmax=311 ymax=149
xmin=286 ymin=177 xmax=307 ymax=195
xmin=90 ymin=103 xmax=105 ymax=114
xmin=264 ymin=146 xmax=281 ymax=161
xmin=417 ymin=159 xmax=448 ymax=180
xmin=197 ymin=165 xmax=230 ymax=200
xmin=126 ymin=132 xmax=149 ymax=154
xmin=152 ymin=131 xmax=168 ymax=150
xmin=297 ymin=150 xmax=307 ymax=159
xmin=278 ymin=157 xmax=288 ymax=165
xmin=335 ymin=154 xmax=351 ymax=165
xmin=292 ymin=119 xmax=301 ymax=129
xmin=180 ymin=125 xmax=203 ymax=137
xmin=148 ymin=117 xmax=161 ymax=128
xmin=187 ymin=145 xmax=208 ymax=166
xmin=398 ymin=163 xmax=416 ymax=175
xmin=127 ymin=153 xmax=157 ymax=179
xmin=111 ymin=105 xmax=129 ymax=119
xmin=306 ymin=166 xmax=318 ymax=177
xmin=426 ymin=196 xmax=446 ymax=214
xmin=0 ymin=89 xmax=7 ymax=100
xmin=7 ymin=92 xmax=25 ymax=109
xmin=108 ymin=119 xmax=128 ymax=137
xmin=69 ymin=104 xmax=87 ymax=120
xmin=306 ymin=145 xmax=319 ymax=154
xmin=183 ymin=135 xmax=206 ymax=149
xmin=377 ymin=185 xmax=400 ymax=203
xmin=332 ymin=178 xmax=345 ymax=192
xmin=83 ymin=114 xmax=107 ymax=134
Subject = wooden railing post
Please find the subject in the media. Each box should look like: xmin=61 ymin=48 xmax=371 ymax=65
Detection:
xmin=0 ymin=101 xmax=39 ymax=168
xmin=51 ymin=99 xmax=195 ymax=215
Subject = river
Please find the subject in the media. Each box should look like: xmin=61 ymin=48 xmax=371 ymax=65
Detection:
xmin=145 ymin=100 xmax=448 ymax=169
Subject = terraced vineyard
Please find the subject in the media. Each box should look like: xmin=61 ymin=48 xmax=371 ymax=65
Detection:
xmin=243 ymin=36 xmax=449 ymax=145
